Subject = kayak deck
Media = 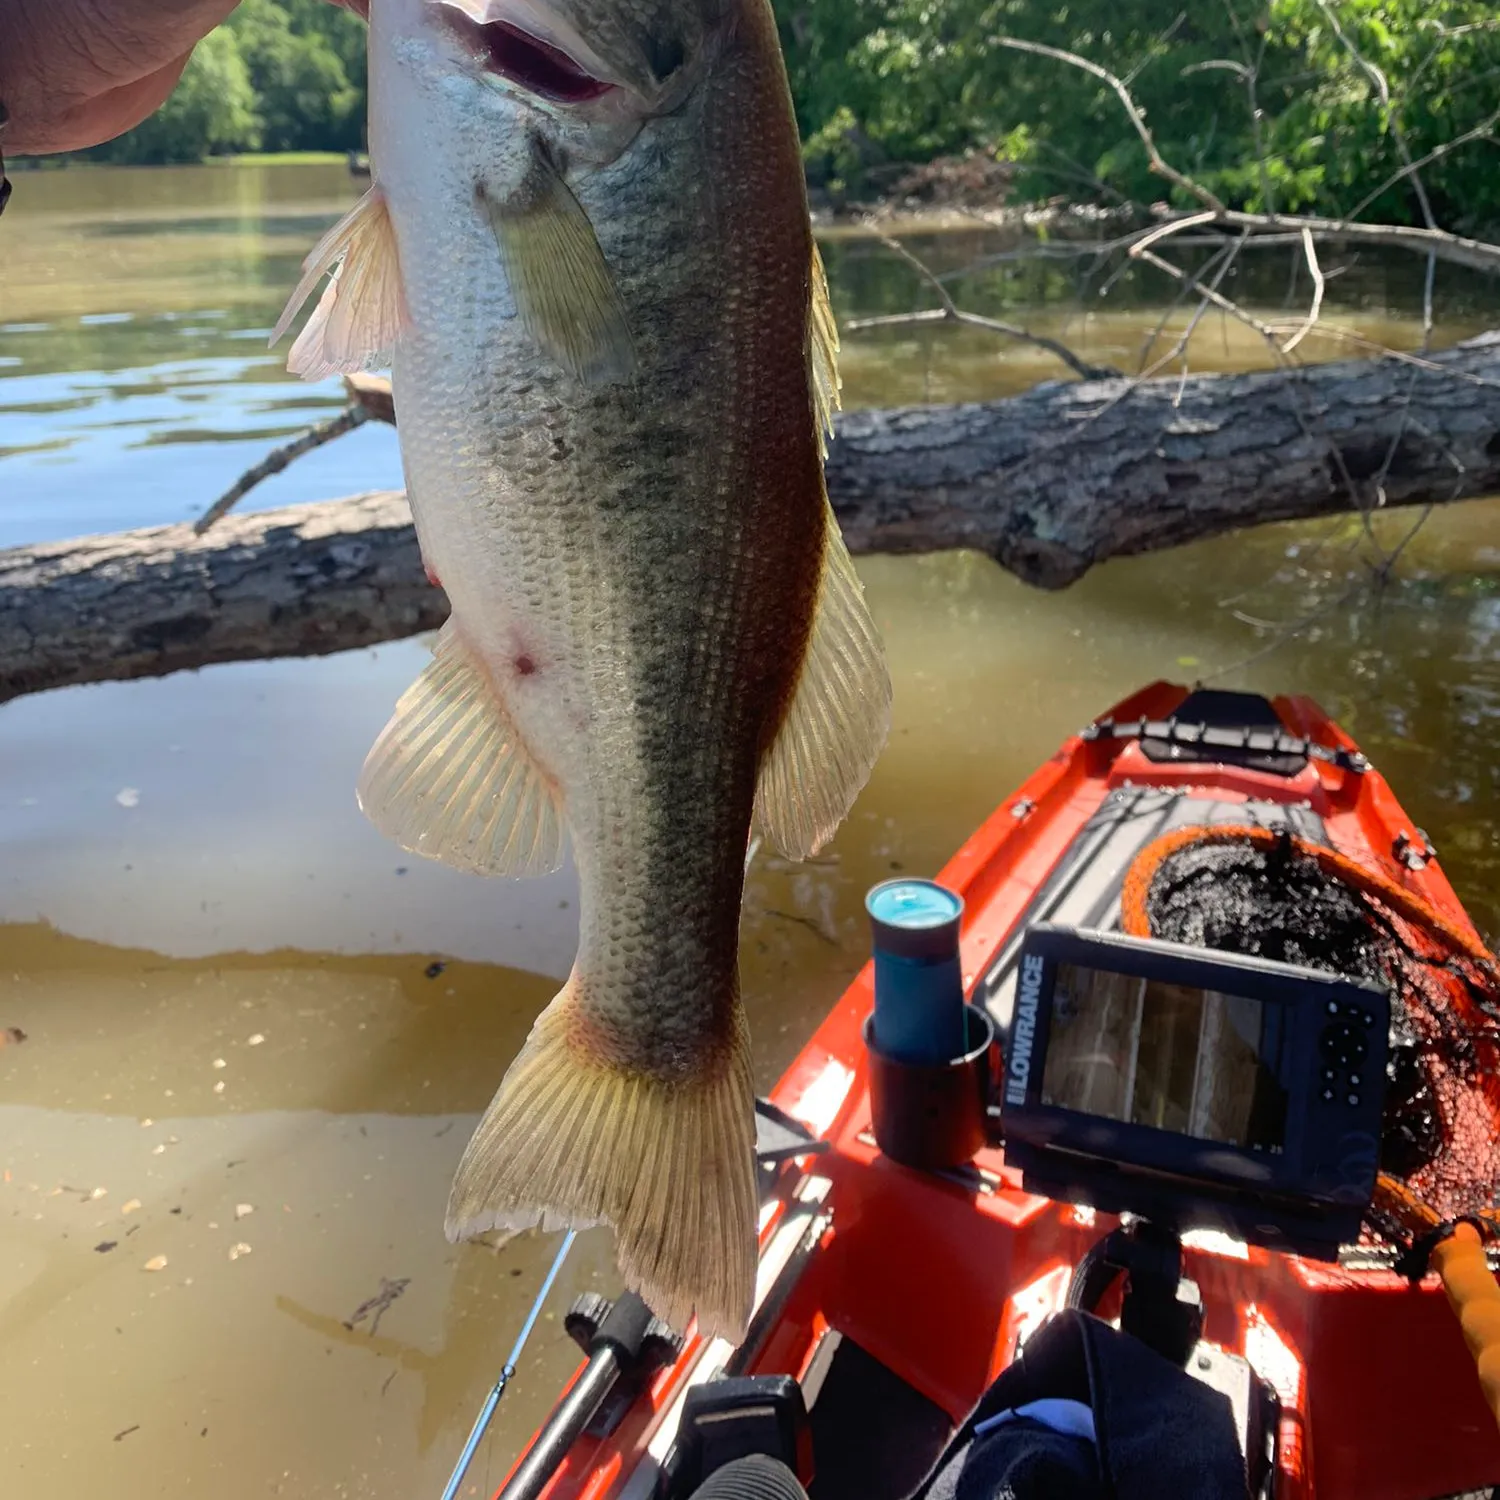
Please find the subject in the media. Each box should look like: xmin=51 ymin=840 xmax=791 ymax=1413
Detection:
xmin=520 ymin=682 xmax=1500 ymax=1500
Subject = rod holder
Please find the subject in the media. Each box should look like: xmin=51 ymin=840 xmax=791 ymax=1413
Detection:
xmin=864 ymin=1003 xmax=997 ymax=1171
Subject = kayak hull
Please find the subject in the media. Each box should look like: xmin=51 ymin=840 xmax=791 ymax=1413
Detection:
xmin=509 ymin=682 xmax=1500 ymax=1500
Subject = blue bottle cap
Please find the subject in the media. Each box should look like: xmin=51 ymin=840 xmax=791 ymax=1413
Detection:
xmin=866 ymin=878 xmax=964 ymax=961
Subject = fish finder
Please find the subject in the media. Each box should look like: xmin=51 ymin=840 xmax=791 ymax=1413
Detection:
xmin=997 ymin=924 xmax=1391 ymax=1257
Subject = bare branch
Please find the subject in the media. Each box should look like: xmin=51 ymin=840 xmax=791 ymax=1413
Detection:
xmin=1135 ymin=240 xmax=1238 ymax=375
xmin=1133 ymin=247 xmax=1280 ymax=344
xmin=992 ymin=35 xmax=1227 ymax=212
xmin=1157 ymin=208 xmax=1500 ymax=273
xmin=1429 ymin=20 xmax=1500 ymax=39
xmin=846 ymin=231 xmax=1120 ymax=381
xmin=1222 ymin=0 xmax=1279 ymax=217
xmin=1314 ymin=0 xmax=1438 ymax=231
xmin=1281 ymin=228 xmax=1326 ymax=355
xmin=194 ymin=405 xmax=369 ymax=535
xmin=1343 ymin=107 xmax=1500 ymax=223
xmin=1180 ymin=59 xmax=1251 ymax=81
xmin=1126 ymin=210 xmax=1220 ymax=259
xmin=986 ymin=27 xmax=1500 ymax=277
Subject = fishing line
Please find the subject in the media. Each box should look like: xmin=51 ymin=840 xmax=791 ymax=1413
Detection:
xmin=440 ymin=1228 xmax=578 ymax=1500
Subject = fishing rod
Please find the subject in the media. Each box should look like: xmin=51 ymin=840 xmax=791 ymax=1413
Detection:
xmin=441 ymin=836 xmax=763 ymax=1500
xmin=440 ymin=1229 xmax=578 ymax=1500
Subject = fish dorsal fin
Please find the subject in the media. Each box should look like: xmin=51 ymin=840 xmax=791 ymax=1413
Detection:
xmin=484 ymin=149 xmax=636 ymax=386
xmin=357 ymin=623 xmax=565 ymax=876
xmin=272 ymin=185 xmax=407 ymax=380
xmin=754 ymin=505 xmax=890 ymax=861
xmin=809 ymin=241 xmax=841 ymax=458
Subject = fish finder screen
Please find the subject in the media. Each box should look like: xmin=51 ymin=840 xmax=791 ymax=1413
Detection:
xmin=1041 ymin=963 xmax=1289 ymax=1150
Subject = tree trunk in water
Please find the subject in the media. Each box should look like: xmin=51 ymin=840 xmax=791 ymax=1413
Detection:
xmin=824 ymin=333 xmax=1500 ymax=588
xmin=0 ymin=492 xmax=448 ymax=702
xmin=4 ymin=336 xmax=1500 ymax=703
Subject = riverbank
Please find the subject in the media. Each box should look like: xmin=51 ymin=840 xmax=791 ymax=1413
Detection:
xmin=8 ymin=145 xmax=1100 ymax=234
xmin=8 ymin=150 xmax=350 ymax=171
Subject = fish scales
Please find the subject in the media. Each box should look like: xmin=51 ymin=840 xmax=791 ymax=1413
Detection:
xmin=274 ymin=0 xmax=889 ymax=1338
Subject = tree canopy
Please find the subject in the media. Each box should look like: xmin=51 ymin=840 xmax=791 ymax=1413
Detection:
xmin=86 ymin=0 xmax=1500 ymax=230
xmin=88 ymin=0 xmax=367 ymax=163
xmin=777 ymin=0 xmax=1500 ymax=229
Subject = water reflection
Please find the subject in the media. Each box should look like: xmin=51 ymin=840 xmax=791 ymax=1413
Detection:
xmin=2 ymin=160 xmax=1499 ymax=1500
xmin=0 ymin=924 xmax=609 ymax=1500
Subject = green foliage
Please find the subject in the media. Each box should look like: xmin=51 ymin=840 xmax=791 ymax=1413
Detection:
xmin=90 ymin=0 xmax=366 ymax=164
xmin=85 ymin=0 xmax=1500 ymax=229
xmin=1256 ymin=0 xmax=1500 ymax=223
xmin=91 ymin=27 xmax=260 ymax=165
xmin=776 ymin=0 xmax=1500 ymax=228
xmin=227 ymin=0 xmax=367 ymax=153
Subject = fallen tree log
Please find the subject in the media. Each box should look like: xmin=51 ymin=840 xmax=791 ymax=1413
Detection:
xmin=4 ymin=336 xmax=1500 ymax=702
xmin=0 ymin=492 xmax=449 ymax=702
xmin=828 ymin=333 xmax=1500 ymax=587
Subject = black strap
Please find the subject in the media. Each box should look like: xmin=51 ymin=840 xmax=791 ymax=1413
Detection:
xmin=0 ymin=99 xmax=11 ymax=219
xmin=1394 ymin=1214 xmax=1496 ymax=1283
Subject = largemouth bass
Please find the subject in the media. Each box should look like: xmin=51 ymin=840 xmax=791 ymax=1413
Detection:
xmin=273 ymin=0 xmax=889 ymax=1338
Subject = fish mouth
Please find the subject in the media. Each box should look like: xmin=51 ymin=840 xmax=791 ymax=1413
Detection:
xmin=446 ymin=12 xmax=617 ymax=103
xmin=432 ymin=1 xmax=630 ymax=105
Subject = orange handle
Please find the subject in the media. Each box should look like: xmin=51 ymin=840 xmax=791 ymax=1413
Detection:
xmin=1432 ymin=1223 xmax=1500 ymax=1432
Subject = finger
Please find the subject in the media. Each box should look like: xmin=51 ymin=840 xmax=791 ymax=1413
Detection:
xmin=3 ymin=48 xmax=194 ymax=155
xmin=0 ymin=0 xmax=236 ymax=155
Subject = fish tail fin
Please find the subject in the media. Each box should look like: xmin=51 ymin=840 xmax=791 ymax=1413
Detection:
xmin=445 ymin=983 xmax=758 ymax=1341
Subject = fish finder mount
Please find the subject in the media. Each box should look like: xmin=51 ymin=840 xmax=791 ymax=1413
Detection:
xmin=1066 ymin=1216 xmax=1204 ymax=1367
xmin=1059 ymin=1215 xmax=1281 ymax=1498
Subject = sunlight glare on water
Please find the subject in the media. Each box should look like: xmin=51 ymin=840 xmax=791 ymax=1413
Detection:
xmin=1 ymin=161 xmax=1498 ymax=1499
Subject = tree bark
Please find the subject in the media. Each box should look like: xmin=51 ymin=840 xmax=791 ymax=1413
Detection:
xmin=825 ymin=332 xmax=1500 ymax=587
xmin=4 ymin=336 xmax=1500 ymax=702
xmin=0 ymin=492 xmax=449 ymax=702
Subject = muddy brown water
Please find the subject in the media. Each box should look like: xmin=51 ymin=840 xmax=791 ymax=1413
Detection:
xmin=2 ymin=162 xmax=1498 ymax=1499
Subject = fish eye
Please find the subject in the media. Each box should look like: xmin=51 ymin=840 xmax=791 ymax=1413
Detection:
xmin=467 ymin=18 xmax=616 ymax=104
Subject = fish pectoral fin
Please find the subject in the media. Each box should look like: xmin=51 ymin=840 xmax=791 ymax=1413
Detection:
xmin=755 ymin=504 xmax=892 ymax=862
xmin=356 ymin=622 xmax=565 ymax=877
xmin=445 ymin=984 xmax=757 ymax=1341
xmin=484 ymin=152 xmax=636 ymax=387
xmin=272 ymin=185 xmax=407 ymax=380
xmin=809 ymin=241 xmax=841 ymax=459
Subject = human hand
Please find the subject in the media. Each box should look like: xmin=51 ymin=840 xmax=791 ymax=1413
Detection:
xmin=0 ymin=0 xmax=368 ymax=157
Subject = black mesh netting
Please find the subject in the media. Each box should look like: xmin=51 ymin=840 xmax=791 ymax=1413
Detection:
xmin=1138 ymin=831 xmax=1500 ymax=1232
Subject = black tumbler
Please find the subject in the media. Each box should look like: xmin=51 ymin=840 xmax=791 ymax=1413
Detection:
xmin=864 ymin=1003 xmax=997 ymax=1171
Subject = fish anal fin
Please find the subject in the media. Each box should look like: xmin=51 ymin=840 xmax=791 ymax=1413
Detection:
xmin=356 ymin=622 xmax=564 ymax=877
xmin=754 ymin=505 xmax=891 ymax=861
xmin=273 ymin=185 xmax=407 ymax=380
xmin=809 ymin=240 xmax=841 ymax=458
xmin=445 ymin=984 xmax=757 ymax=1340
xmin=484 ymin=151 xmax=636 ymax=387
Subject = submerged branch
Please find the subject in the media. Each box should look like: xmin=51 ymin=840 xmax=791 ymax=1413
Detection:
xmin=6 ymin=336 xmax=1500 ymax=702
xmin=194 ymin=375 xmax=398 ymax=533
xmin=195 ymin=405 xmax=369 ymax=534
xmin=847 ymin=231 xmax=1120 ymax=381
